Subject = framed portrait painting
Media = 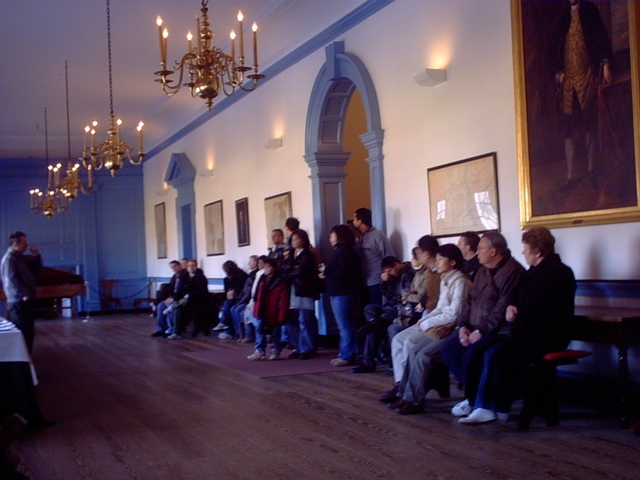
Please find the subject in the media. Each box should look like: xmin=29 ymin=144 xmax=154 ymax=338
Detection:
xmin=154 ymin=203 xmax=168 ymax=259
xmin=235 ymin=197 xmax=250 ymax=247
xmin=204 ymin=200 xmax=224 ymax=256
xmin=264 ymin=192 xmax=292 ymax=244
xmin=512 ymin=0 xmax=640 ymax=228
xmin=427 ymin=153 xmax=500 ymax=237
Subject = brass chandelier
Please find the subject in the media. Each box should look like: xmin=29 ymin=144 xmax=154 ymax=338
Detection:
xmin=80 ymin=0 xmax=144 ymax=177
xmin=30 ymin=108 xmax=67 ymax=218
xmin=58 ymin=62 xmax=93 ymax=200
xmin=154 ymin=0 xmax=265 ymax=110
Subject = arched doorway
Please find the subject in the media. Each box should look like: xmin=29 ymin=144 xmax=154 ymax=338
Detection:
xmin=164 ymin=153 xmax=197 ymax=260
xmin=304 ymin=41 xmax=385 ymax=256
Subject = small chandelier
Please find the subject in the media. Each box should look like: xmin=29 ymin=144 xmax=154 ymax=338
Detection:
xmin=80 ymin=0 xmax=144 ymax=177
xmin=58 ymin=62 xmax=93 ymax=200
xmin=154 ymin=0 xmax=265 ymax=110
xmin=30 ymin=108 xmax=67 ymax=218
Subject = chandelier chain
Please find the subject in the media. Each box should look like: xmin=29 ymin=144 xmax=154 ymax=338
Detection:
xmin=106 ymin=0 xmax=114 ymax=116
xmin=65 ymin=62 xmax=71 ymax=162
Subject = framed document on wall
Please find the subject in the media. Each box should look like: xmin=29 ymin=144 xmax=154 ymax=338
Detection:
xmin=235 ymin=197 xmax=250 ymax=247
xmin=154 ymin=203 xmax=167 ymax=259
xmin=204 ymin=200 xmax=224 ymax=256
xmin=264 ymin=192 xmax=292 ymax=244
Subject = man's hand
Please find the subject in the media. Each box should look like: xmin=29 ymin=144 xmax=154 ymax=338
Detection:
xmin=459 ymin=326 xmax=471 ymax=346
xmin=506 ymin=305 xmax=518 ymax=323
xmin=468 ymin=329 xmax=482 ymax=344
xmin=29 ymin=246 xmax=39 ymax=256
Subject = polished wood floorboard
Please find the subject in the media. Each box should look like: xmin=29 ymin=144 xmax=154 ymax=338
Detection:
xmin=13 ymin=314 xmax=640 ymax=480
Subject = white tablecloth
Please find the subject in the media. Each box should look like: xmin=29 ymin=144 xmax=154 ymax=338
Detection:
xmin=0 ymin=319 xmax=38 ymax=384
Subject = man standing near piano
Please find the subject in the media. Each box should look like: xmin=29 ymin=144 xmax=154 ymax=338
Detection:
xmin=1 ymin=231 xmax=43 ymax=353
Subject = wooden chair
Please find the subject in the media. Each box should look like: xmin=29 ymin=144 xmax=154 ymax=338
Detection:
xmin=100 ymin=279 xmax=122 ymax=313
xmin=518 ymin=349 xmax=592 ymax=429
xmin=133 ymin=278 xmax=154 ymax=315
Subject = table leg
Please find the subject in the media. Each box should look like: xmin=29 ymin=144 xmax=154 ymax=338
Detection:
xmin=617 ymin=344 xmax=630 ymax=429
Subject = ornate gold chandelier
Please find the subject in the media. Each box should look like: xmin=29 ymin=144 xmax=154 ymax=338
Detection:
xmin=30 ymin=108 xmax=67 ymax=218
xmin=58 ymin=62 xmax=93 ymax=200
xmin=80 ymin=0 xmax=144 ymax=177
xmin=154 ymin=0 xmax=265 ymax=110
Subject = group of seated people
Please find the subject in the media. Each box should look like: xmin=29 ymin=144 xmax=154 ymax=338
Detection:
xmin=150 ymin=213 xmax=578 ymax=426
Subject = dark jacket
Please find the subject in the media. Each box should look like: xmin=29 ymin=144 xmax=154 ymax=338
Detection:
xmin=458 ymin=255 xmax=524 ymax=336
xmin=511 ymin=254 xmax=576 ymax=353
xmin=380 ymin=262 xmax=415 ymax=308
xmin=185 ymin=268 xmax=209 ymax=307
xmin=237 ymin=269 xmax=258 ymax=305
xmin=224 ymin=270 xmax=249 ymax=300
xmin=281 ymin=248 xmax=321 ymax=299
xmin=323 ymin=243 xmax=363 ymax=297
xmin=253 ymin=273 xmax=290 ymax=327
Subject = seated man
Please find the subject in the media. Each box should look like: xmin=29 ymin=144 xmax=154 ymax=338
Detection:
xmin=229 ymin=255 xmax=260 ymax=342
xmin=151 ymin=260 xmax=184 ymax=337
xmin=169 ymin=260 xmax=210 ymax=339
xmin=351 ymin=256 xmax=415 ymax=373
xmin=459 ymin=227 xmax=576 ymax=425
xmin=457 ymin=231 xmax=481 ymax=281
xmin=440 ymin=232 xmax=524 ymax=419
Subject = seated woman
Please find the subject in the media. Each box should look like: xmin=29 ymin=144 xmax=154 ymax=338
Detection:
xmin=214 ymin=260 xmax=248 ymax=339
xmin=458 ymin=227 xmax=576 ymax=424
xmin=381 ymin=244 xmax=472 ymax=415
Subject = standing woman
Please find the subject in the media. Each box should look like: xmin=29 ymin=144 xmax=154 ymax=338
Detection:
xmin=320 ymin=225 xmax=363 ymax=366
xmin=281 ymin=229 xmax=321 ymax=359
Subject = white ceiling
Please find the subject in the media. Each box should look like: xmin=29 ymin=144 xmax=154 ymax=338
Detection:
xmin=0 ymin=0 xmax=364 ymax=160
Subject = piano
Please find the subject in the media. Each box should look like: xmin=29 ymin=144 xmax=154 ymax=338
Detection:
xmin=0 ymin=266 xmax=86 ymax=318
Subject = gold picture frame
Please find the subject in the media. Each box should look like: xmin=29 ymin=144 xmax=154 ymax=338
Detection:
xmin=204 ymin=200 xmax=224 ymax=256
xmin=154 ymin=203 xmax=167 ymax=259
xmin=512 ymin=0 xmax=640 ymax=228
xmin=264 ymin=192 xmax=292 ymax=245
xmin=427 ymin=153 xmax=500 ymax=237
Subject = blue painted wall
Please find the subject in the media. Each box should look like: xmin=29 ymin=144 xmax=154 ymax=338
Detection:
xmin=0 ymin=158 xmax=147 ymax=314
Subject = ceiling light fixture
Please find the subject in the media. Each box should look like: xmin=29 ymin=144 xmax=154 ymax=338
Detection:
xmin=80 ymin=0 xmax=144 ymax=177
xmin=154 ymin=0 xmax=265 ymax=110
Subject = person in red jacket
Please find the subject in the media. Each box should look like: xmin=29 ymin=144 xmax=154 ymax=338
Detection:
xmin=247 ymin=257 xmax=290 ymax=361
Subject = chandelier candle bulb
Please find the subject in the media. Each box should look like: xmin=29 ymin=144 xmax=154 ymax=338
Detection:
xmin=252 ymin=23 xmax=258 ymax=69
xmin=137 ymin=122 xmax=144 ymax=151
xmin=187 ymin=31 xmax=193 ymax=52
xmin=156 ymin=17 xmax=164 ymax=64
xmin=230 ymin=30 xmax=236 ymax=63
xmin=237 ymin=10 xmax=244 ymax=63
xmin=83 ymin=126 xmax=90 ymax=156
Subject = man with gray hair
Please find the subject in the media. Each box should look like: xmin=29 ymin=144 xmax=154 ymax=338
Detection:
xmin=440 ymin=231 xmax=524 ymax=419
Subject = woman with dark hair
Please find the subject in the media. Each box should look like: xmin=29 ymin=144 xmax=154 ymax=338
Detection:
xmin=319 ymin=225 xmax=363 ymax=366
xmin=215 ymin=260 xmax=248 ymax=338
xmin=280 ymin=229 xmax=321 ymax=359
xmin=380 ymin=244 xmax=472 ymax=414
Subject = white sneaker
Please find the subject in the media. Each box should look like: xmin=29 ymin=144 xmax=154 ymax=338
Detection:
xmin=268 ymin=351 xmax=280 ymax=361
xmin=212 ymin=323 xmax=229 ymax=331
xmin=451 ymin=399 xmax=472 ymax=417
xmin=496 ymin=412 xmax=509 ymax=423
xmin=458 ymin=408 xmax=496 ymax=425
xmin=247 ymin=350 xmax=265 ymax=361
xmin=167 ymin=334 xmax=181 ymax=339
xmin=218 ymin=332 xmax=233 ymax=339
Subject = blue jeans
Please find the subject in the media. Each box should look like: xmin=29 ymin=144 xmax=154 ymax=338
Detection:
xmin=231 ymin=302 xmax=253 ymax=339
xmin=330 ymin=295 xmax=358 ymax=361
xmin=287 ymin=308 xmax=317 ymax=354
xmin=251 ymin=314 xmax=282 ymax=355
xmin=156 ymin=305 xmax=173 ymax=334
xmin=220 ymin=298 xmax=237 ymax=336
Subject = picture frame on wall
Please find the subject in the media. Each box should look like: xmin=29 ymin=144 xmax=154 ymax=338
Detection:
xmin=512 ymin=0 xmax=640 ymax=228
xmin=204 ymin=200 xmax=225 ymax=256
xmin=235 ymin=197 xmax=250 ymax=247
xmin=427 ymin=153 xmax=500 ymax=237
xmin=154 ymin=203 xmax=168 ymax=259
xmin=264 ymin=192 xmax=292 ymax=244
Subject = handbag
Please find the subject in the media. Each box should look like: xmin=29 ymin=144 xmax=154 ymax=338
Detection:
xmin=424 ymin=321 xmax=457 ymax=340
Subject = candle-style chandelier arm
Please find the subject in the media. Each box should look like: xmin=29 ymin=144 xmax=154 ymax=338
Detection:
xmin=154 ymin=0 xmax=265 ymax=110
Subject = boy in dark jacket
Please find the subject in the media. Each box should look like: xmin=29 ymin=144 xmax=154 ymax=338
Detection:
xmin=248 ymin=257 xmax=290 ymax=361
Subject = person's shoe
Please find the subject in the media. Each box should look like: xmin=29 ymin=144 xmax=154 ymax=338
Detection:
xmin=350 ymin=364 xmax=376 ymax=374
xmin=379 ymin=384 xmax=400 ymax=404
xmin=151 ymin=331 xmax=164 ymax=337
xmin=330 ymin=358 xmax=352 ymax=366
xmin=25 ymin=419 xmax=57 ymax=431
xmin=241 ymin=337 xmax=253 ymax=343
xmin=299 ymin=352 xmax=313 ymax=360
xmin=212 ymin=323 xmax=229 ymax=331
xmin=288 ymin=351 xmax=301 ymax=359
xmin=268 ymin=351 xmax=280 ymax=361
xmin=217 ymin=332 xmax=233 ymax=339
xmin=247 ymin=350 xmax=265 ymax=361
xmin=459 ymin=408 xmax=496 ymax=425
xmin=395 ymin=402 xmax=424 ymax=415
xmin=496 ymin=412 xmax=509 ymax=424
xmin=451 ymin=399 xmax=471 ymax=417
xmin=167 ymin=334 xmax=181 ymax=339
xmin=389 ymin=398 xmax=409 ymax=410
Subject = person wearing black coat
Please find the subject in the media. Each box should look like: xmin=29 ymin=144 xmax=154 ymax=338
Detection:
xmin=320 ymin=225 xmax=364 ymax=366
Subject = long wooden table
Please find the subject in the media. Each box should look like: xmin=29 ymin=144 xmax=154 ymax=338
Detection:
xmin=571 ymin=305 xmax=640 ymax=428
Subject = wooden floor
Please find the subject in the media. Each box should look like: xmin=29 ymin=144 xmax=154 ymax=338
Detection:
xmin=13 ymin=314 xmax=640 ymax=480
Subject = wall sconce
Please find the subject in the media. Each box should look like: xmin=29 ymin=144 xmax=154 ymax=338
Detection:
xmin=263 ymin=138 xmax=283 ymax=150
xmin=412 ymin=68 xmax=447 ymax=87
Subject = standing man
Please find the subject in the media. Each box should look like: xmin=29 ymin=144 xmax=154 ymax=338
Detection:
xmin=457 ymin=231 xmax=481 ymax=281
xmin=1 ymin=231 xmax=43 ymax=352
xmin=353 ymin=207 xmax=393 ymax=306
xmin=268 ymin=229 xmax=287 ymax=265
